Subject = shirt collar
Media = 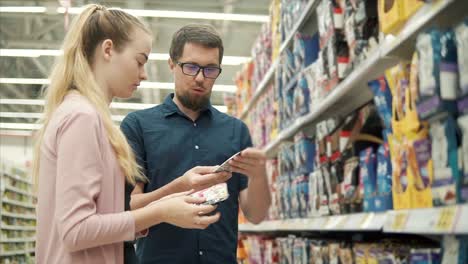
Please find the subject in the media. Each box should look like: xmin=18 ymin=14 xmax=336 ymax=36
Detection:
xmin=161 ymin=93 xmax=213 ymax=118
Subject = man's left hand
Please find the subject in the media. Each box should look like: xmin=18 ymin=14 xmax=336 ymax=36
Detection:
xmin=228 ymin=148 xmax=266 ymax=178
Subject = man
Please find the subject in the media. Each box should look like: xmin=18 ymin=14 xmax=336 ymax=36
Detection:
xmin=121 ymin=24 xmax=271 ymax=264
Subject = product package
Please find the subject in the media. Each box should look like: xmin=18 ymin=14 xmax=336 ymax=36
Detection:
xmin=455 ymin=19 xmax=468 ymax=114
xmin=430 ymin=116 xmax=459 ymax=206
xmin=369 ymin=77 xmax=393 ymax=129
xmin=416 ymin=29 xmax=458 ymax=120
xmin=458 ymin=115 xmax=468 ymax=203
xmin=294 ymin=131 xmax=317 ymax=175
xmin=374 ymin=143 xmax=393 ymax=211
xmin=360 ymin=147 xmax=377 ymax=212
xmin=191 ymin=183 xmax=229 ymax=205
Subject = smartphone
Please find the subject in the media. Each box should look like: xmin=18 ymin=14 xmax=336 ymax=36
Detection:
xmin=214 ymin=151 xmax=241 ymax=173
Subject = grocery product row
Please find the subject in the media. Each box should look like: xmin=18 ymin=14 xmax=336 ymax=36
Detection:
xmin=0 ymin=162 xmax=36 ymax=264
xmin=237 ymin=234 xmax=468 ymax=264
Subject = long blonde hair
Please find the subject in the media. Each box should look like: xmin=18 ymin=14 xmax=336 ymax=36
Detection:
xmin=33 ymin=4 xmax=148 ymax=186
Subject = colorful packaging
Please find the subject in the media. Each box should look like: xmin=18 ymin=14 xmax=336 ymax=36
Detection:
xmin=457 ymin=115 xmax=468 ymax=203
xmin=294 ymin=74 xmax=311 ymax=118
xmin=360 ymin=147 xmax=377 ymax=212
xmin=430 ymin=117 xmax=459 ymax=206
xmin=455 ymin=19 xmax=468 ymax=114
xmin=369 ymin=77 xmax=393 ymax=129
xmin=375 ymin=143 xmax=393 ymax=211
xmin=416 ymin=29 xmax=458 ymax=120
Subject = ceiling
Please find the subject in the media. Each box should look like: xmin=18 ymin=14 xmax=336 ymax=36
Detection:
xmin=0 ymin=0 xmax=270 ymax=131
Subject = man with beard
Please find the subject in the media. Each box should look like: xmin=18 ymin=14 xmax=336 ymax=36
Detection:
xmin=120 ymin=24 xmax=271 ymax=264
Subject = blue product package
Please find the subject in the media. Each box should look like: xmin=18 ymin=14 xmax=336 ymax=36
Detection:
xmin=369 ymin=77 xmax=393 ymax=128
xmin=416 ymin=29 xmax=458 ymax=120
xmin=294 ymin=133 xmax=316 ymax=175
xmin=410 ymin=249 xmax=431 ymax=264
xmin=290 ymin=175 xmax=299 ymax=218
xmin=294 ymin=74 xmax=311 ymax=118
xmin=297 ymin=174 xmax=309 ymax=218
xmin=294 ymin=33 xmax=319 ymax=69
xmin=377 ymin=143 xmax=392 ymax=194
xmin=360 ymin=147 xmax=377 ymax=198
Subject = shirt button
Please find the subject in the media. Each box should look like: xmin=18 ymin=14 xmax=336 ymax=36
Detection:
xmin=199 ymin=251 xmax=203 ymax=256
xmin=194 ymin=123 xmax=197 ymax=127
xmin=195 ymin=145 xmax=199 ymax=150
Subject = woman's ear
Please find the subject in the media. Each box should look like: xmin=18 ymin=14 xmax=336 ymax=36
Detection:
xmin=101 ymin=39 xmax=114 ymax=61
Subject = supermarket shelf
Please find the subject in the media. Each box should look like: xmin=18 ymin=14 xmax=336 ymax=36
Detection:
xmin=4 ymin=185 xmax=35 ymax=198
xmin=1 ymin=211 xmax=36 ymax=220
xmin=381 ymin=0 xmax=467 ymax=60
xmin=384 ymin=204 xmax=468 ymax=235
xmin=264 ymin=48 xmax=390 ymax=157
xmin=239 ymin=212 xmax=387 ymax=232
xmin=262 ymin=0 xmax=463 ymax=158
xmin=239 ymin=0 xmax=319 ymax=120
xmin=239 ymin=205 xmax=468 ymax=234
xmin=0 ymin=248 xmax=34 ymax=257
xmin=2 ymin=171 xmax=32 ymax=185
xmin=0 ymin=225 xmax=35 ymax=231
xmin=0 ymin=237 xmax=36 ymax=243
xmin=239 ymin=60 xmax=278 ymax=120
xmin=278 ymin=0 xmax=320 ymax=53
xmin=2 ymin=198 xmax=35 ymax=209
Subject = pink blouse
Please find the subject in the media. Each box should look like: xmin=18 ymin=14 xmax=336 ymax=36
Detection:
xmin=35 ymin=93 xmax=136 ymax=263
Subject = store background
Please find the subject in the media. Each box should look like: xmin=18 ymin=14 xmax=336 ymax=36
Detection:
xmin=1 ymin=0 xmax=468 ymax=263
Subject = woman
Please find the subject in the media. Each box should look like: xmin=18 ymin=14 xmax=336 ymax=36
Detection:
xmin=33 ymin=4 xmax=223 ymax=263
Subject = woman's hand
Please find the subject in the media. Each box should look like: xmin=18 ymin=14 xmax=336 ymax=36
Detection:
xmin=148 ymin=191 xmax=220 ymax=229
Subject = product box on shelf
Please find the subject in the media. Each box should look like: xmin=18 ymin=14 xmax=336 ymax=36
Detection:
xmin=360 ymin=147 xmax=377 ymax=212
xmin=458 ymin=115 xmax=468 ymax=203
xmin=416 ymin=28 xmax=458 ymax=120
xmin=455 ymin=18 xmax=468 ymax=115
xmin=378 ymin=0 xmax=405 ymax=34
xmin=430 ymin=116 xmax=460 ymax=207
xmin=375 ymin=143 xmax=393 ymax=211
xmin=294 ymin=131 xmax=316 ymax=175
xmin=401 ymin=0 xmax=423 ymax=21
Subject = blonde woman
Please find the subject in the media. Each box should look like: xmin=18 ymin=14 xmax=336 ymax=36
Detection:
xmin=33 ymin=4 xmax=225 ymax=264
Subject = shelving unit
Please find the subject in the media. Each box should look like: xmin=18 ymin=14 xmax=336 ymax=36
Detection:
xmin=237 ymin=2 xmax=468 ymax=261
xmin=239 ymin=0 xmax=468 ymax=158
xmin=239 ymin=204 xmax=468 ymax=234
xmin=1 ymin=162 xmax=36 ymax=264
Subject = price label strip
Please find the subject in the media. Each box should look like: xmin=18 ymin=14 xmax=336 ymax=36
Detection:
xmin=435 ymin=207 xmax=457 ymax=232
xmin=392 ymin=211 xmax=409 ymax=231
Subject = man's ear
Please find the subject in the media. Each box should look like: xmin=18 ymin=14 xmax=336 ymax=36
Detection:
xmin=101 ymin=39 xmax=114 ymax=61
xmin=168 ymin=58 xmax=175 ymax=72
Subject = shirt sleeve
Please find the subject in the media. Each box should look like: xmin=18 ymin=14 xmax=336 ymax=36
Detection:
xmin=238 ymin=121 xmax=253 ymax=191
xmin=120 ymin=113 xmax=147 ymax=181
xmin=55 ymin=111 xmax=136 ymax=252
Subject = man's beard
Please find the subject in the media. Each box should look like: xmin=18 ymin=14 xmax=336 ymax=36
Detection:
xmin=176 ymin=89 xmax=211 ymax=111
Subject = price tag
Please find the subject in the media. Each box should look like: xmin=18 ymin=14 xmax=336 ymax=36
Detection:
xmin=392 ymin=211 xmax=408 ymax=231
xmin=435 ymin=207 xmax=456 ymax=232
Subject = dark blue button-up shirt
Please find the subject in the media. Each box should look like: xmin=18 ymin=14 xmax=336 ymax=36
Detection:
xmin=121 ymin=94 xmax=251 ymax=264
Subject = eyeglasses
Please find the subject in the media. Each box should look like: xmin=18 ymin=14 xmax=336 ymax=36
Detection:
xmin=176 ymin=62 xmax=222 ymax=79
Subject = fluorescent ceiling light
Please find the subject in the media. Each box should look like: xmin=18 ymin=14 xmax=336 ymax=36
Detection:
xmin=0 ymin=6 xmax=268 ymax=22
xmin=0 ymin=99 xmax=227 ymax=112
xmin=0 ymin=123 xmax=41 ymax=130
xmin=56 ymin=7 xmax=268 ymax=22
xmin=0 ymin=6 xmax=46 ymax=13
xmin=0 ymin=112 xmax=125 ymax=122
xmin=0 ymin=49 xmax=250 ymax=66
xmin=0 ymin=129 xmax=34 ymax=136
xmin=0 ymin=78 xmax=236 ymax=93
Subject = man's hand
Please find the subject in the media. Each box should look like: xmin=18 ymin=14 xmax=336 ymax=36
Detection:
xmin=228 ymin=148 xmax=267 ymax=178
xmin=179 ymin=166 xmax=232 ymax=192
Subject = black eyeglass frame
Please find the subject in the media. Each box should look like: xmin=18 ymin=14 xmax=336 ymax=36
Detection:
xmin=176 ymin=61 xmax=222 ymax=79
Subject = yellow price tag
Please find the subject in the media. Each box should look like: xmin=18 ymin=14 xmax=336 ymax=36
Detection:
xmin=336 ymin=216 xmax=348 ymax=229
xmin=392 ymin=212 xmax=408 ymax=231
xmin=435 ymin=207 xmax=456 ymax=232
